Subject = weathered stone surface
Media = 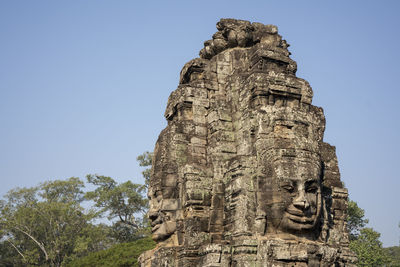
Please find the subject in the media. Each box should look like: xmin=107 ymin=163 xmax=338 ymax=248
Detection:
xmin=139 ymin=18 xmax=357 ymax=266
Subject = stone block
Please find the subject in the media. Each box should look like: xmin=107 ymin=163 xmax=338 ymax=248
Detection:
xmin=141 ymin=18 xmax=356 ymax=267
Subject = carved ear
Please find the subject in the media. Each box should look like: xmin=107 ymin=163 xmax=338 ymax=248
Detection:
xmin=320 ymin=190 xmax=331 ymax=242
xmin=179 ymin=59 xmax=207 ymax=84
xmin=255 ymin=212 xmax=267 ymax=235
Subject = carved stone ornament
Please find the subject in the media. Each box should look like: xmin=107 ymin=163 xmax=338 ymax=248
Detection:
xmin=139 ymin=18 xmax=357 ymax=267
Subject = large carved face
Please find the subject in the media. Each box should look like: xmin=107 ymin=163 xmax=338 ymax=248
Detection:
xmin=262 ymin=156 xmax=322 ymax=234
xmin=147 ymin=130 xmax=180 ymax=242
xmin=148 ymin=186 xmax=178 ymax=241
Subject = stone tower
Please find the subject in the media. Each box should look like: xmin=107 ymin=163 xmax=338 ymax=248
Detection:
xmin=139 ymin=19 xmax=356 ymax=266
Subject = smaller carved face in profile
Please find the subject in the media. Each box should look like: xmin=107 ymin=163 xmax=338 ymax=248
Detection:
xmin=148 ymin=187 xmax=179 ymax=242
xmin=263 ymin=157 xmax=322 ymax=234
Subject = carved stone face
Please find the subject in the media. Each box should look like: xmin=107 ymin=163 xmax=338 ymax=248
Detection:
xmin=263 ymin=157 xmax=322 ymax=234
xmin=148 ymin=187 xmax=178 ymax=241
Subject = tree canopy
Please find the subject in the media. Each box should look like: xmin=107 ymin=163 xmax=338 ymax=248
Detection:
xmin=136 ymin=151 xmax=153 ymax=188
xmin=0 ymin=178 xmax=109 ymax=267
xmin=349 ymin=227 xmax=390 ymax=266
xmin=85 ymin=175 xmax=149 ymax=242
xmin=347 ymin=199 xmax=395 ymax=266
xmin=65 ymin=236 xmax=155 ymax=267
xmin=347 ymin=200 xmax=369 ymax=241
xmin=0 ymin=152 xmax=153 ymax=266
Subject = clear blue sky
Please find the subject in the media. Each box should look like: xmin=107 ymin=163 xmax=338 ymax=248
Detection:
xmin=1 ymin=1 xmax=399 ymax=247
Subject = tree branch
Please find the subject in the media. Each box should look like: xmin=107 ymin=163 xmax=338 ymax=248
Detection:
xmin=6 ymin=239 xmax=25 ymax=260
xmin=12 ymin=225 xmax=49 ymax=261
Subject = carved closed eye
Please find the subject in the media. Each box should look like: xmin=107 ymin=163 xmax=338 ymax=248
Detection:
xmin=281 ymin=185 xmax=294 ymax=193
xmin=306 ymin=186 xmax=318 ymax=193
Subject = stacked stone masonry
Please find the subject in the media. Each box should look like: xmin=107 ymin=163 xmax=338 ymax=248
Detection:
xmin=139 ymin=18 xmax=357 ymax=267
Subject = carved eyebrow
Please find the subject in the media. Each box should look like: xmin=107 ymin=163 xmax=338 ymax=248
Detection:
xmin=279 ymin=179 xmax=295 ymax=185
xmin=305 ymin=180 xmax=319 ymax=186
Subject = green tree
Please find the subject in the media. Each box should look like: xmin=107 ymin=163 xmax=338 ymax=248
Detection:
xmin=0 ymin=178 xmax=108 ymax=267
xmin=347 ymin=200 xmax=369 ymax=241
xmin=85 ymin=175 xmax=148 ymax=242
xmin=0 ymin=228 xmax=20 ymax=267
xmin=65 ymin=236 xmax=156 ymax=267
xmin=385 ymin=246 xmax=400 ymax=267
xmin=347 ymin=199 xmax=393 ymax=266
xmin=136 ymin=151 xmax=153 ymax=188
xmin=349 ymin=228 xmax=391 ymax=267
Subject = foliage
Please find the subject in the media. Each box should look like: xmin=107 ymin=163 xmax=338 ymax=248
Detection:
xmin=85 ymin=175 xmax=147 ymax=222
xmin=85 ymin=175 xmax=148 ymax=242
xmin=0 ymin=238 xmax=21 ymax=267
xmin=0 ymin=178 xmax=108 ymax=267
xmin=109 ymin=218 xmax=151 ymax=243
xmin=65 ymin=236 xmax=156 ymax=267
xmin=385 ymin=246 xmax=400 ymax=267
xmin=0 ymin=151 xmax=154 ymax=265
xmin=347 ymin=199 xmax=395 ymax=266
xmin=349 ymin=228 xmax=391 ymax=266
xmin=136 ymin=151 xmax=153 ymax=188
xmin=347 ymin=200 xmax=369 ymax=241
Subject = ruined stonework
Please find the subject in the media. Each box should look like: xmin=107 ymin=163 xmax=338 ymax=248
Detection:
xmin=139 ymin=19 xmax=357 ymax=266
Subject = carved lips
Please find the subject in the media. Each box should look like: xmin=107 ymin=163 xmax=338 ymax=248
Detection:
xmin=285 ymin=206 xmax=318 ymax=225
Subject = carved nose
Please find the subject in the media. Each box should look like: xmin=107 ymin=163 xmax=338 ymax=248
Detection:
xmin=293 ymin=192 xmax=309 ymax=210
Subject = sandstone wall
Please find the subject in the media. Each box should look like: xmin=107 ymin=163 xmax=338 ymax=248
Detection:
xmin=140 ymin=19 xmax=356 ymax=267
